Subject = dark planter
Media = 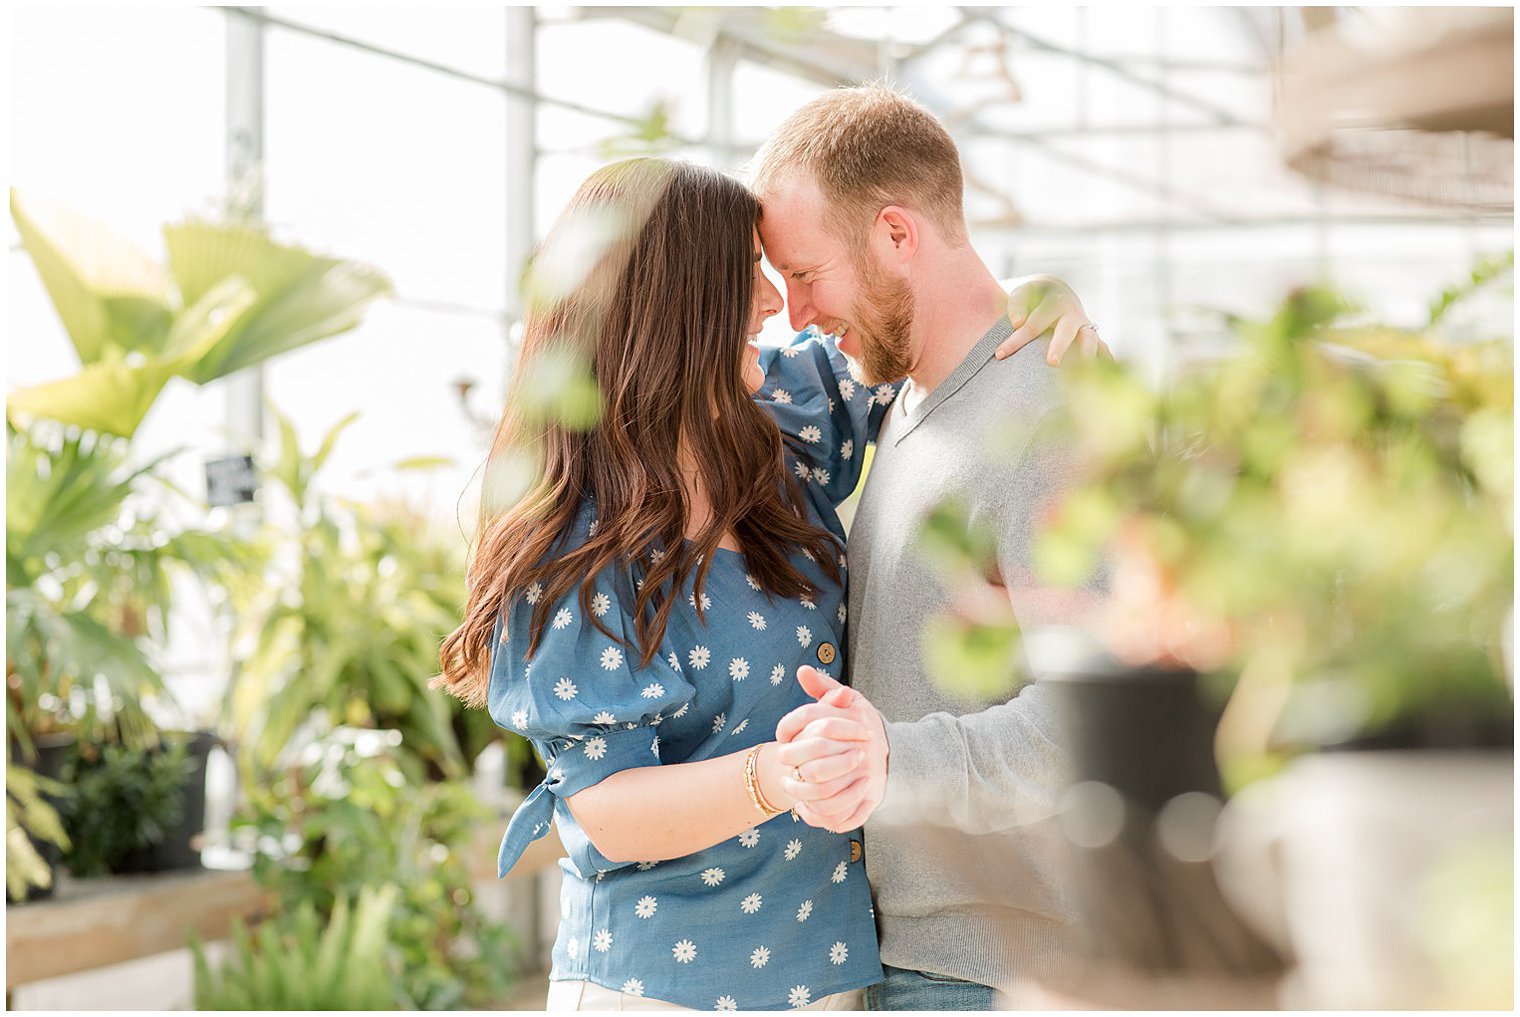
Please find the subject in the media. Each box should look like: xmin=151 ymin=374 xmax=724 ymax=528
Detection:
xmin=1035 ymin=634 xmax=1283 ymax=978
xmin=115 ymin=730 xmax=219 ymax=873
xmin=6 ymin=731 xmax=77 ymax=903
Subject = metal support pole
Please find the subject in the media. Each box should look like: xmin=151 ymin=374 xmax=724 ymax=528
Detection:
xmin=705 ymin=35 xmax=741 ymax=171
xmin=505 ymin=7 xmax=537 ymax=326
xmin=225 ymin=14 xmax=265 ymax=456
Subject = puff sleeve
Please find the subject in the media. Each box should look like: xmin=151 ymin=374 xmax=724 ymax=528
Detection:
xmin=488 ymin=564 xmax=694 ymax=876
xmin=753 ymin=327 xmax=901 ymax=506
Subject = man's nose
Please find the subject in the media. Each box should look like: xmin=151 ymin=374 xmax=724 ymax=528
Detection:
xmin=785 ymin=281 xmax=813 ymax=333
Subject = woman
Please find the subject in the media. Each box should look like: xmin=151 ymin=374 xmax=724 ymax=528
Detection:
xmin=434 ymin=158 xmax=1090 ymax=1010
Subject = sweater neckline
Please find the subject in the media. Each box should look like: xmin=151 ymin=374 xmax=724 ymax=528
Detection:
xmin=890 ymin=316 xmax=1015 ymax=446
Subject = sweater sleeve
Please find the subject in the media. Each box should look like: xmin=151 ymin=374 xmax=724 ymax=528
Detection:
xmin=874 ymin=407 xmax=1110 ymax=835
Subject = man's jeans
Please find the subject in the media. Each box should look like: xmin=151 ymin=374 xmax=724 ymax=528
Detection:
xmin=863 ymin=964 xmax=999 ymax=1011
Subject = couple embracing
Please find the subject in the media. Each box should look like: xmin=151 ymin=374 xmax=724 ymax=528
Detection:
xmin=434 ymin=85 xmax=1108 ymax=1012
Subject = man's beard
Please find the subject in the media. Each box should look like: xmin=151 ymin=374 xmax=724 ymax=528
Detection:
xmin=848 ymin=254 xmax=915 ymax=386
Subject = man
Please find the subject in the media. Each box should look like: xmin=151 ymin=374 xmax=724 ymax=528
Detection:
xmin=750 ymin=85 xmax=1109 ymax=1009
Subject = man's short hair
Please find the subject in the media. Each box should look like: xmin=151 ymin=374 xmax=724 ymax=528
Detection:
xmin=750 ymin=83 xmax=967 ymax=248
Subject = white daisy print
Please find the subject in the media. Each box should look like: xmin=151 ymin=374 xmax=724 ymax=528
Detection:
xmin=796 ymin=900 xmax=813 ymax=922
xmin=875 ymin=383 xmax=897 ymax=403
xmin=673 ymin=939 xmax=697 ymax=964
xmin=511 ymin=709 xmax=528 ymax=730
xmin=552 ymin=607 xmax=573 ymax=630
xmin=799 ymin=425 xmax=822 ymax=444
xmin=794 ymin=460 xmax=810 ymax=480
xmin=801 ymin=549 xmax=816 ymax=562
xmin=782 ymin=344 xmax=801 ymax=357
xmin=622 ymin=978 xmax=645 ymax=996
xmin=671 ymin=703 xmax=690 ymax=720
xmin=789 ymin=985 xmax=812 ymax=1008
xmin=592 ymin=710 xmax=617 ymax=725
xmin=716 ymin=996 xmax=738 ymax=1011
xmin=587 ymin=518 xmax=599 ymax=536
xmin=838 ymin=604 xmax=847 ymax=624
xmin=592 ymin=928 xmax=612 ymax=952
xmin=689 ymin=591 xmax=713 ymax=611
xmin=641 ymin=682 xmax=665 ymax=699
xmin=828 ymin=399 xmax=835 ymax=414
xmin=773 ymin=388 xmax=793 ymax=404
xmin=800 ymin=596 xmax=816 ymax=610
xmin=740 ymin=892 xmax=762 ymax=913
xmin=745 ymin=573 xmax=761 ymax=591
xmin=784 ymin=838 xmax=802 ymax=861
xmin=600 ymin=646 xmax=623 ymax=671
xmin=584 ymin=736 xmax=607 ymax=760
xmin=797 ymin=625 xmax=813 ymax=648
xmin=830 ymin=941 xmax=848 ymax=965
xmin=840 ymin=439 xmax=854 ymax=461
xmin=689 ymin=645 xmax=711 ymax=670
xmin=813 ymin=467 xmax=831 ymax=485
xmin=567 ymin=937 xmax=580 ymax=960
xmin=729 ymin=657 xmax=750 ymax=682
xmin=838 ymin=553 xmax=847 ymax=569
xmin=591 ymin=592 xmax=611 ymax=617
xmin=747 ymin=611 xmax=766 ymax=630
xmin=750 ymin=946 xmax=770 ymax=968
xmin=636 ymin=861 xmax=659 ymax=871
xmin=712 ymin=712 xmax=726 ymax=734
xmin=738 ymin=829 xmax=760 ymax=849
xmin=732 ymin=719 xmax=749 ymax=737
xmin=650 ymin=547 xmax=665 ymax=565
xmin=700 ymin=867 xmax=725 ymax=887
xmin=668 ymin=651 xmax=682 ymax=672
xmin=770 ymin=664 xmax=786 ymax=685
xmin=651 ymin=735 xmax=660 ymax=757
xmin=525 ymin=582 xmax=543 ymax=604
xmin=838 ymin=378 xmax=856 ymax=400
xmin=635 ymin=895 xmax=658 ymax=919
xmin=554 ymin=677 xmax=578 ymax=701
xmin=832 ymin=861 xmax=848 ymax=884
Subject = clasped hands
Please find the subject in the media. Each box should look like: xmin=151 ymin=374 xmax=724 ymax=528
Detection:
xmin=773 ymin=666 xmax=889 ymax=834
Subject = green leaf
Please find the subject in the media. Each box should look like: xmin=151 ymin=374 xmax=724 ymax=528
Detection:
xmin=10 ymin=190 xmax=171 ymax=364
xmin=7 ymin=348 xmax=178 ymax=438
xmin=164 ymin=219 xmax=393 ymax=385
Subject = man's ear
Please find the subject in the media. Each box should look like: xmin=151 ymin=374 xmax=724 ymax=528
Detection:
xmin=873 ymin=205 xmax=918 ymax=268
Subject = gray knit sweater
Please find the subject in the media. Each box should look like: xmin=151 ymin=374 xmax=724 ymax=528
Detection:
xmin=846 ymin=317 xmax=1104 ymax=992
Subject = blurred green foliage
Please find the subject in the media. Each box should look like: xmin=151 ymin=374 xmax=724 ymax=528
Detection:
xmin=4 ymin=764 xmax=70 ymax=900
xmin=7 ymin=190 xmax=392 ymax=439
xmin=232 ymin=732 xmax=517 ymax=1009
xmin=920 ymin=258 xmax=1513 ymax=776
xmin=191 ymin=883 xmax=401 ymax=1010
xmin=226 ymin=407 xmax=496 ymax=784
xmin=1056 ymin=274 xmax=1512 ymax=762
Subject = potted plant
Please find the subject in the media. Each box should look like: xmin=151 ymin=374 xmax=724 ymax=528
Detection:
xmin=225 ymin=407 xmax=504 ymax=786
xmin=1029 ymin=267 xmax=1513 ymax=1007
xmin=6 ymin=190 xmax=392 ymax=893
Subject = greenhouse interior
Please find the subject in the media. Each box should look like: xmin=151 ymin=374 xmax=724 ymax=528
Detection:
xmin=5 ymin=4 xmax=1513 ymax=1012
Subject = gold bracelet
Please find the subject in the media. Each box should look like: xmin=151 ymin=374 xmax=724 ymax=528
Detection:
xmin=744 ymin=745 xmax=783 ymax=817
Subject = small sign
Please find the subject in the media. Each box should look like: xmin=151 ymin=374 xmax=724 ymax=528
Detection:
xmin=205 ymin=454 xmax=258 ymax=507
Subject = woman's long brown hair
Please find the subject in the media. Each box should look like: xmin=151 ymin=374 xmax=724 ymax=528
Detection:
xmin=435 ymin=159 xmax=841 ymax=708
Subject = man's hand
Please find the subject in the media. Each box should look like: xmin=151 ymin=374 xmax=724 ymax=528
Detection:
xmin=995 ymin=275 xmax=1110 ymax=365
xmin=774 ymin=666 xmax=889 ymax=833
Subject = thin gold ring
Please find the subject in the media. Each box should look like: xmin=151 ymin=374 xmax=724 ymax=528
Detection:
xmin=792 ymin=766 xmax=806 ymax=784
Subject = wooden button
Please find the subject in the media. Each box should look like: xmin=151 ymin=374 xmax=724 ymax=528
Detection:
xmin=850 ymin=839 xmax=863 ymax=863
xmin=817 ymin=642 xmax=837 ymax=665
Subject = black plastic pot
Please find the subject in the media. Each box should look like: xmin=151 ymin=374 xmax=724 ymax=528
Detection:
xmin=1035 ymin=633 xmax=1282 ymax=978
xmin=115 ymin=730 xmax=219 ymax=873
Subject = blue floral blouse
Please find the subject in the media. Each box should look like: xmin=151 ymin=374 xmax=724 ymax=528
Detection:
xmin=489 ymin=329 xmax=898 ymax=1010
